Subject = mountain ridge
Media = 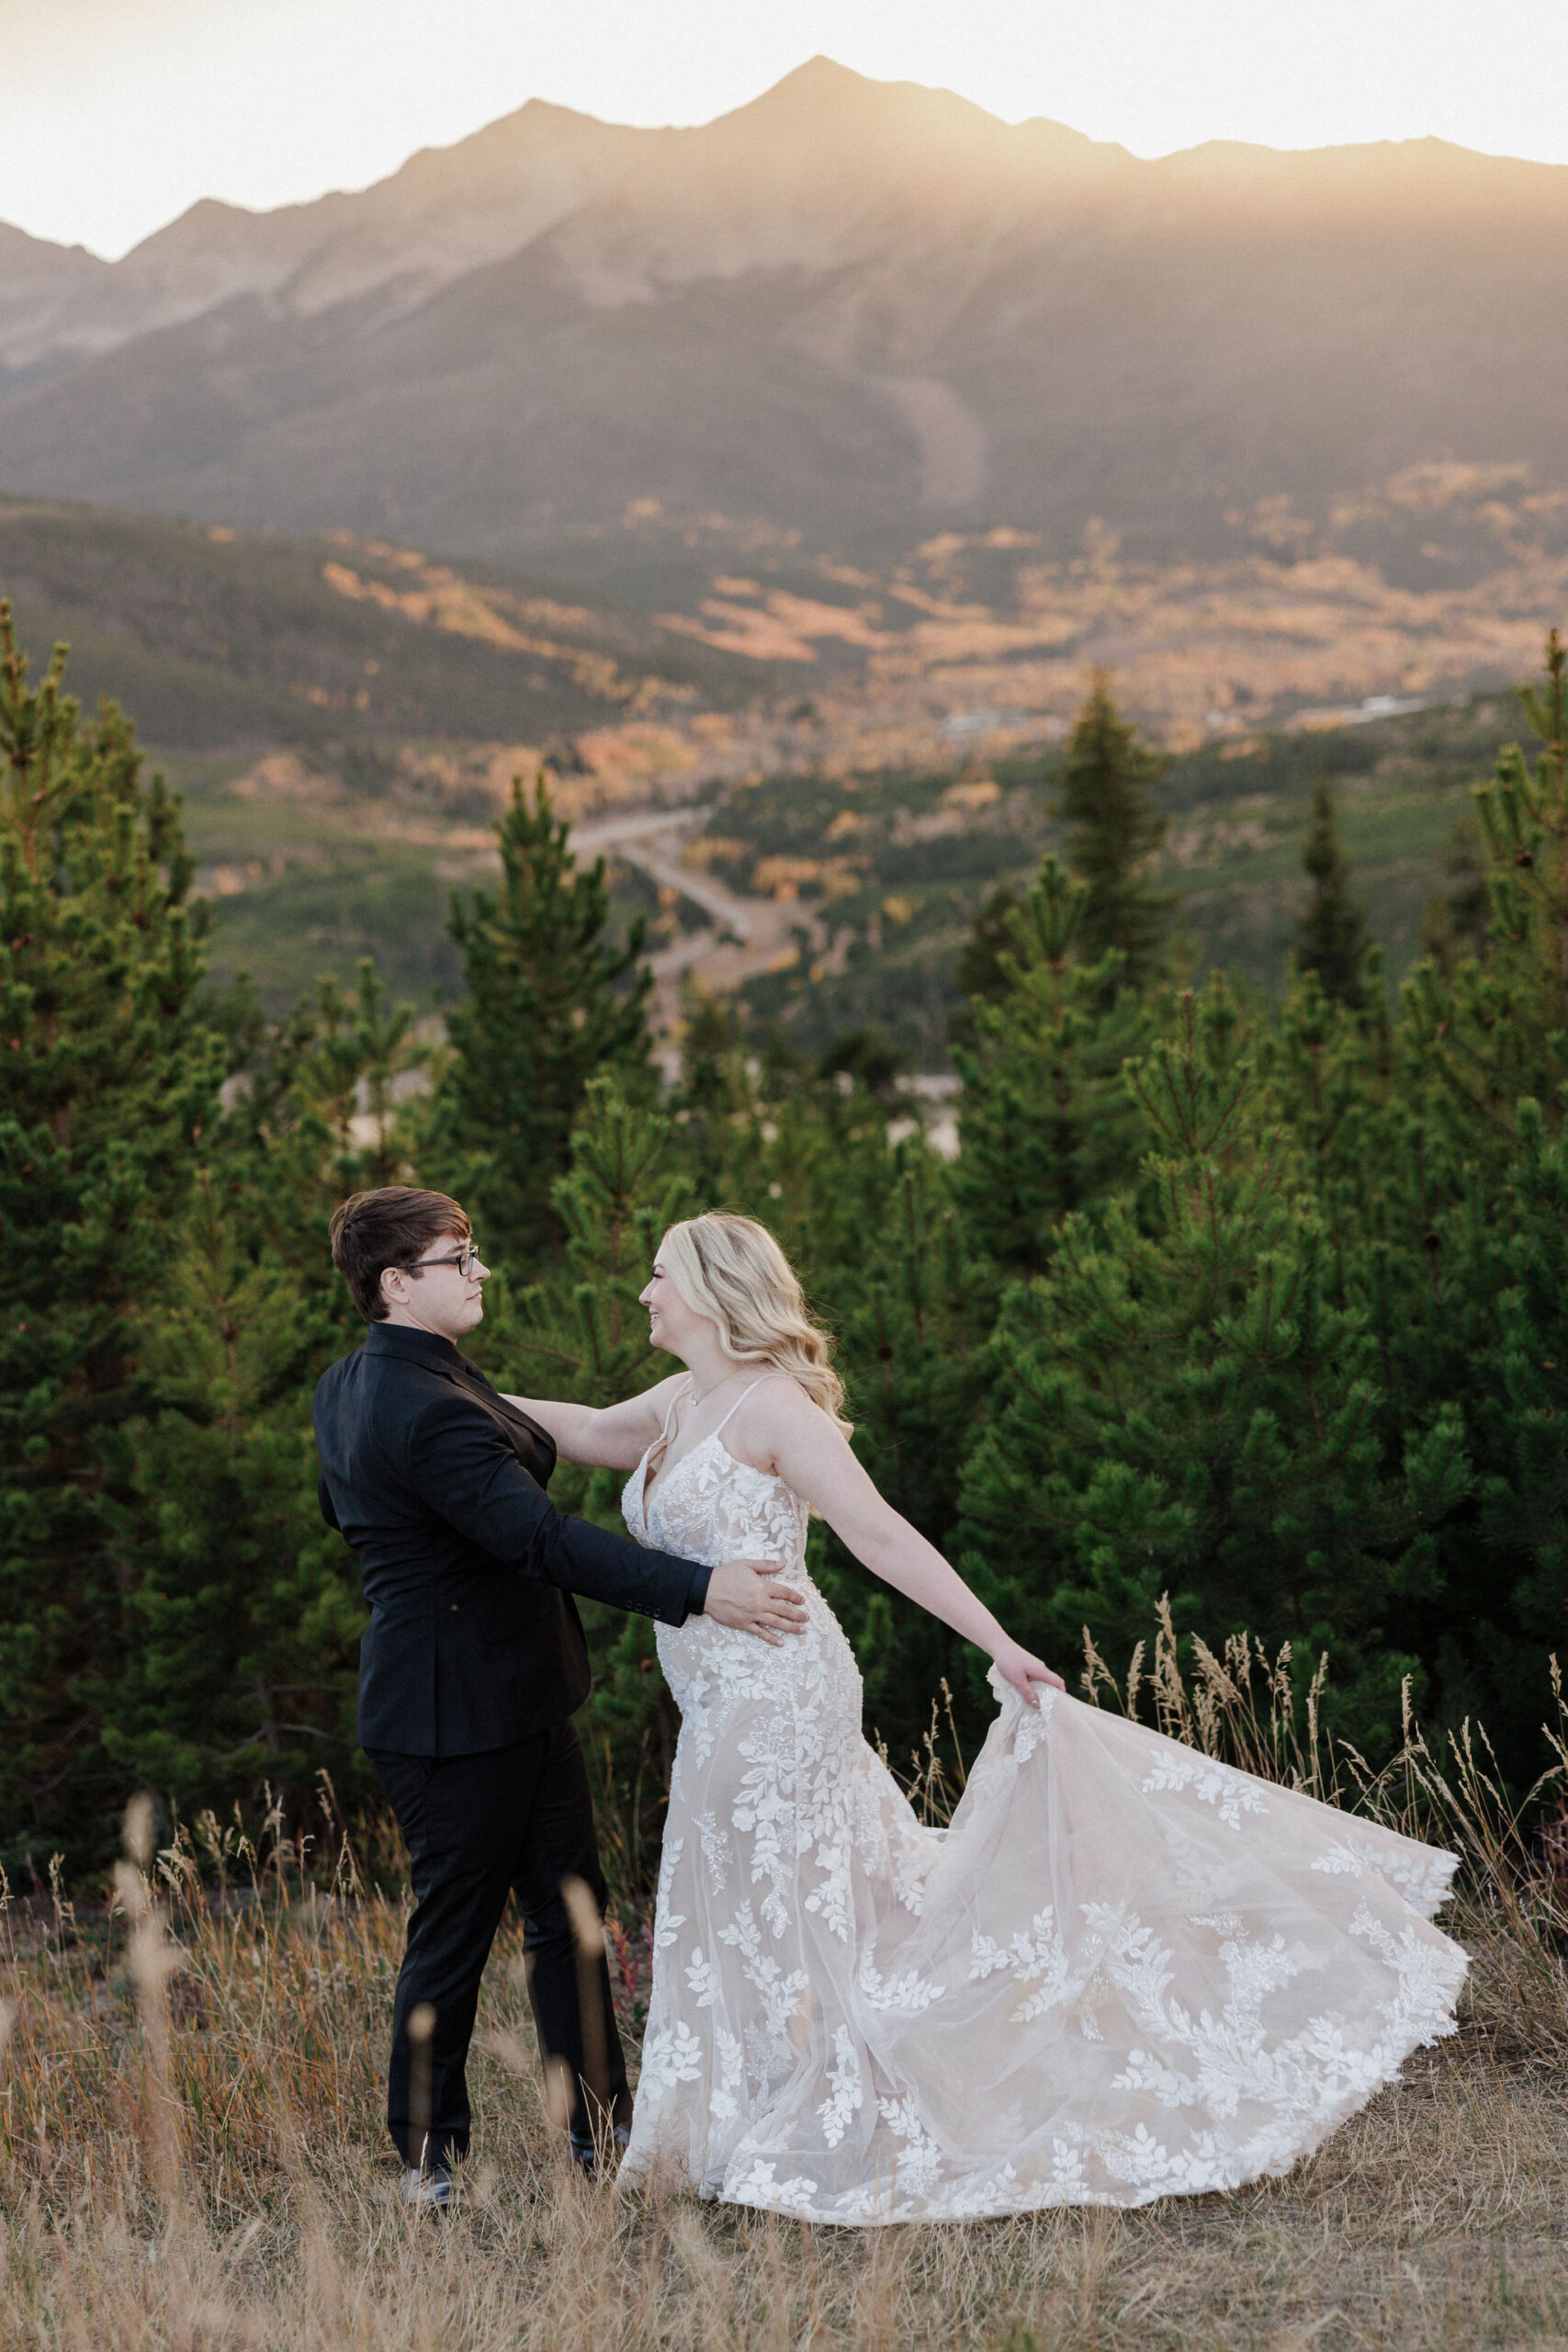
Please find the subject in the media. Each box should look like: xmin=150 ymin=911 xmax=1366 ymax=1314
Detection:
xmin=4 ymin=55 xmax=1568 ymax=632
xmin=11 ymin=58 xmax=1568 ymax=371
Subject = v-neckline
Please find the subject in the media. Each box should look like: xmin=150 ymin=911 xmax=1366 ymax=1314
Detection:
xmin=639 ymin=1424 xmax=716 ymax=1521
xmin=638 ymin=1370 xmax=787 ymax=1521
xmin=640 ymin=1378 xmax=728 ymax=1516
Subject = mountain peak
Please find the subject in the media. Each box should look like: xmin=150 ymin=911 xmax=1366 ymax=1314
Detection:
xmin=719 ymin=54 xmax=1010 ymax=152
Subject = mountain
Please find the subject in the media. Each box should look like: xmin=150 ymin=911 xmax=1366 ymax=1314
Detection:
xmin=5 ymin=58 xmax=1568 ymax=606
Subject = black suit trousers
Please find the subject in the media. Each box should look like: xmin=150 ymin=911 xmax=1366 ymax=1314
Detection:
xmin=367 ymin=1722 xmax=629 ymax=2169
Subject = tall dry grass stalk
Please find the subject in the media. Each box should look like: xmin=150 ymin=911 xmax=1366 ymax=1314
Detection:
xmin=4 ymin=1632 xmax=1568 ymax=2349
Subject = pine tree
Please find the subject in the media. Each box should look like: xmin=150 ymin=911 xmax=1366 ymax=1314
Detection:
xmin=946 ymin=884 xmax=1022 ymax=1050
xmin=1406 ymin=629 xmax=1568 ymax=1157
xmin=952 ymin=858 xmax=1150 ymax=1276
xmin=1054 ymin=675 xmax=1174 ymax=988
xmin=294 ymin=958 xmax=424 ymax=1196
xmin=677 ymin=988 xmax=746 ymax=1119
xmin=482 ymin=1078 xmax=692 ymax=1420
xmin=671 ymin=987 xmax=753 ymax=1204
xmin=1476 ymin=1098 xmax=1568 ymax=1689
xmin=96 ymin=1171 xmax=365 ymax=1815
xmin=1294 ymin=780 xmax=1371 ymax=1009
xmin=955 ymin=979 xmax=1472 ymax=1750
xmin=89 ymin=964 xmax=434 ymax=1833
xmin=477 ymin=1080 xmax=694 ymax=1882
xmin=1418 ymin=812 xmax=1488 ymax=976
xmin=803 ymin=1140 xmax=995 ymax=1761
xmin=816 ymin=1024 xmax=908 ymax=1097
xmin=1261 ymin=947 xmax=1395 ymax=1304
xmin=202 ymin=957 xmax=429 ymax=1347
xmin=433 ymin=777 xmax=653 ymax=1255
xmin=0 ymin=608 xmax=222 ymax=1860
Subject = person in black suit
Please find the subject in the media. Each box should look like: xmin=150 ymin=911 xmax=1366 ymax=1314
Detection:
xmin=313 ymin=1185 xmax=806 ymax=2206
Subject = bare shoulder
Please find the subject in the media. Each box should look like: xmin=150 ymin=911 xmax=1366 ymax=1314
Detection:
xmin=622 ymin=1369 xmax=688 ymax=1435
xmin=724 ymin=1372 xmax=847 ymax=1476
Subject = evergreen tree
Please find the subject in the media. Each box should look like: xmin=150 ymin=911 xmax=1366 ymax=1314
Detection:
xmin=292 ymin=958 xmax=424 ymax=1198
xmin=677 ymin=988 xmax=746 ymax=1120
xmin=670 ymin=986 xmax=751 ymax=1204
xmin=199 ymin=957 xmax=428 ymax=1341
xmin=483 ymin=1078 xmax=692 ymax=1425
xmin=0 ymin=609 xmax=222 ymax=1861
xmin=1418 ymin=812 xmax=1488 ymax=976
xmin=90 ymin=963 xmax=433 ymax=1834
xmin=1294 ymin=780 xmax=1371 ymax=1009
xmin=955 ymin=979 xmax=1472 ymax=1749
xmin=946 ymin=884 xmax=1022 ymax=1050
xmin=1475 ymin=1099 xmax=1568 ymax=1688
xmin=817 ymin=1023 xmax=908 ymax=1098
xmin=1406 ymin=629 xmax=1568 ymax=1157
xmin=804 ymin=1140 xmax=994 ymax=1761
xmin=479 ymin=1081 xmax=694 ymax=1880
xmin=1053 ymin=676 xmax=1174 ymax=987
xmin=96 ymin=1172 xmax=365 ymax=1815
xmin=432 ymin=777 xmax=653 ymax=1255
xmin=953 ymin=859 xmax=1150 ymax=1276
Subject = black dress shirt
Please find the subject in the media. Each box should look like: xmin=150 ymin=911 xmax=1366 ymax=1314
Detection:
xmin=313 ymin=1321 xmax=711 ymax=1755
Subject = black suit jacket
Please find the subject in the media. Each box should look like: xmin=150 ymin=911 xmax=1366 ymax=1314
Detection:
xmin=313 ymin=1321 xmax=710 ymax=1756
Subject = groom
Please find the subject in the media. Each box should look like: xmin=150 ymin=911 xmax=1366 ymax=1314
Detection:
xmin=313 ymin=1185 xmax=805 ymax=2205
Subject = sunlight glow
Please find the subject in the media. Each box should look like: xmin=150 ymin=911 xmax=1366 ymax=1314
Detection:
xmin=6 ymin=0 xmax=1568 ymax=258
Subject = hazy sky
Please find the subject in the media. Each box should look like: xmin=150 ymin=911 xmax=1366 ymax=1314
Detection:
xmin=9 ymin=0 xmax=1568 ymax=260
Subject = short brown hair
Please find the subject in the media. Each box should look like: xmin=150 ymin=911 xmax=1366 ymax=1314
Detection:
xmin=329 ymin=1187 xmax=471 ymax=1322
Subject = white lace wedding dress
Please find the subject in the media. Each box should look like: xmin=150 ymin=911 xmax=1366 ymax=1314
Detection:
xmin=617 ymin=1380 xmax=1469 ymax=2224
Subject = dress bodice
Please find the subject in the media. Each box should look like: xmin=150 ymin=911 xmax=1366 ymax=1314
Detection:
xmin=618 ymin=1396 xmax=875 ymax=1852
xmin=621 ymin=1423 xmax=809 ymax=1576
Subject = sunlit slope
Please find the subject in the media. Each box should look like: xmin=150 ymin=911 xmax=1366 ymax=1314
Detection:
xmin=0 ymin=493 xmax=767 ymax=750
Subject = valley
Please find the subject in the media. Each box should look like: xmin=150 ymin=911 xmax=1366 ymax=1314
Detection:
xmin=161 ymin=670 xmax=1510 ymax=1065
xmin=0 ymin=488 xmax=1537 ymax=1054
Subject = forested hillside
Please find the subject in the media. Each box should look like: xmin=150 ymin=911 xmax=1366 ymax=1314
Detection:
xmin=3 ymin=608 xmax=1565 ymax=1879
xmin=0 ymin=492 xmax=766 ymax=750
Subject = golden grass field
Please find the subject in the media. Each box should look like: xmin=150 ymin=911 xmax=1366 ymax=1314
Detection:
xmin=5 ymin=1640 xmax=1568 ymax=2352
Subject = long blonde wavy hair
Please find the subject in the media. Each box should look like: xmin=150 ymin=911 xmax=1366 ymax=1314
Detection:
xmin=659 ymin=1213 xmax=852 ymax=1436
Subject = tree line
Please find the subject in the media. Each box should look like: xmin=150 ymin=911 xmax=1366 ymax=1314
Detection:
xmin=3 ymin=604 xmax=1566 ymax=1876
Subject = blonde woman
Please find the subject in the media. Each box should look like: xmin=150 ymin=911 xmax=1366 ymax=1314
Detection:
xmin=507 ymin=1212 xmax=1465 ymax=2224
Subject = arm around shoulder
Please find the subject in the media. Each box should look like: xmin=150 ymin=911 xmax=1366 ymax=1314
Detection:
xmin=499 ymin=1373 xmax=685 ymax=1469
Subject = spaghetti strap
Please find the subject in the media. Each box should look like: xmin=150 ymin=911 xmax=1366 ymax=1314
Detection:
xmin=648 ymin=1378 xmax=689 ymax=1463
xmin=713 ymin=1372 xmax=788 ymax=1441
xmin=659 ymin=1381 xmax=691 ymax=1442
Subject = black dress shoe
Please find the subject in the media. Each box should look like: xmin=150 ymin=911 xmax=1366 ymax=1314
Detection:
xmin=401 ymin=2165 xmax=457 ymax=2211
xmin=569 ymin=2124 xmax=633 ymax=2177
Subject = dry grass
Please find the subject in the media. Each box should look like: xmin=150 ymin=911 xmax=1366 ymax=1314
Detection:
xmin=6 ymin=1637 xmax=1568 ymax=2352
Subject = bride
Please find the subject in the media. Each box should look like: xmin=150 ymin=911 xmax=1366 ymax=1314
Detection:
xmin=507 ymin=1211 xmax=1467 ymax=2223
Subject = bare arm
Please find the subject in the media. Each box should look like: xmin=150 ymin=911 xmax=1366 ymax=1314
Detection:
xmin=501 ymin=1374 xmax=686 ymax=1470
xmin=728 ymin=1382 xmax=1064 ymax=1705
xmin=502 ymin=1373 xmax=808 ymax=1645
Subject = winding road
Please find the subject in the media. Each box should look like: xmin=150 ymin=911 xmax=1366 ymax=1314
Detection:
xmin=572 ymin=804 xmax=818 ymax=1052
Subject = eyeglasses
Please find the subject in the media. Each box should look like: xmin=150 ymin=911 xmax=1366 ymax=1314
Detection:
xmin=406 ymin=1242 xmax=484 ymax=1279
